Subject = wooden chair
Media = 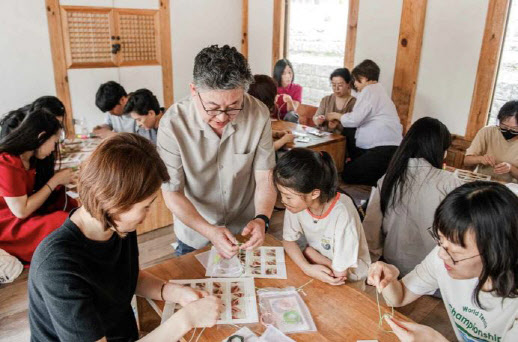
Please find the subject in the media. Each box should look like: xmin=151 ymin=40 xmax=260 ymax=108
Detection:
xmin=296 ymin=104 xmax=318 ymax=126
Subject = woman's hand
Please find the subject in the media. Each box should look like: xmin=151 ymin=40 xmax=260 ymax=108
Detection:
xmin=303 ymin=264 xmax=345 ymax=285
xmin=385 ymin=317 xmax=448 ymax=342
xmin=494 ymin=162 xmax=511 ymax=174
xmin=326 ymin=112 xmax=342 ymax=122
xmin=314 ymin=115 xmax=326 ymax=126
xmin=180 ymin=296 xmax=222 ymax=329
xmin=479 ymin=154 xmax=496 ymax=167
xmin=367 ymin=261 xmax=400 ymax=292
xmin=282 ymin=94 xmax=293 ymax=104
xmin=49 ymin=168 xmax=75 ymax=188
xmin=163 ymin=283 xmax=207 ymax=306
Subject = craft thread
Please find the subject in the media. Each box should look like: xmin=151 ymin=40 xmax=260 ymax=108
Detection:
xmin=375 ymin=289 xmax=395 ymax=333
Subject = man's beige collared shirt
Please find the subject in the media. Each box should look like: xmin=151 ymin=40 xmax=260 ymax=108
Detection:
xmin=157 ymin=93 xmax=275 ymax=249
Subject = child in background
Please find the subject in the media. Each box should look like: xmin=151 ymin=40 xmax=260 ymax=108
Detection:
xmin=94 ymin=81 xmax=136 ymax=139
xmin=123 ymin=88 xmax=164 ymax=144
xmin=274 ymin=148 xmax=371 ymax=285
xmin=248 ymin=74 xmax=294 ymax=151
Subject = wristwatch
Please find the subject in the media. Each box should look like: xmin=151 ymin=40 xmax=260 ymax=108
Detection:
xmin=254 ymin=214 xmax=270 ymax=232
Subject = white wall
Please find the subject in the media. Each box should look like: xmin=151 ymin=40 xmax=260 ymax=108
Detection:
xmin=248 ymin=0 xmax=274 ymax=75
xmin=0 ymin=1 xmax=56 ymax=116
xmin=412 ymin=0 xmax=488 ymax=135
xmin=354 ymin=0 xmax=403 ymax=96
xmin=170 ymin=0 xmax=243 ymax=101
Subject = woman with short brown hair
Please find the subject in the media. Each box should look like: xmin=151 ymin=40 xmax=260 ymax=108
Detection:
xmin=28 ymin=133 xmax=221 ymax=342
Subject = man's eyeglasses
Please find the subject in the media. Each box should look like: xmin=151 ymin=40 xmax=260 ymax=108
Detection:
xmin=427 ymin=227 xmax=480 ymax=265
xmin=198 ymin=92 xmax=244 ymax=117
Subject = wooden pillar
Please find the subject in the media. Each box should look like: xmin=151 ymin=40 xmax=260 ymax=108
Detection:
xmin=344 ymin=0 xmax=359 ymax=70
xmin=45 ymin=0 xmax=74 ymax=138
xmin=272 ymin=0 xmax=286 ymax=69
xmin=391 ymin=0 xmax=427 ymax=132
xmin=241 ymin=0 xmax=249 ymax=58
xmin=465 ymin=0 xmax=510 ymax=140
xmin=159 ymin=0 xmax=174 ymax=107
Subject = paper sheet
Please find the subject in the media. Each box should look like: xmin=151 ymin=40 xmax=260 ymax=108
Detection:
xmin=161 ymin=277 xmax=258 ymax=325
xmin=205 ymin=247 xmax=287 ymax=279
xmin=454 ymin=169 xmax=491 ymax=182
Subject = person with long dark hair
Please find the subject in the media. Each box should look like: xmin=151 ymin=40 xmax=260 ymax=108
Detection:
xmin=272 ymin=59 xmax=302 ymax=123
xmin=0 ymin=111 xmax=75 ymax=264
xmin=368 ymin=181 xmax=518 ymax=341
xmin=464 ymin=100 xmax=518 ymax=183
xmin=362 ymin=117 xmax=462 ymax=276
xmin=0 ymin=95 xmax=66 ymax=139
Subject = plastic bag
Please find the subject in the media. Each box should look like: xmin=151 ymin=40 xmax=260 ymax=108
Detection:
xmin=257 ymin=287 xmax=317 ymax=334
xmin=206 ymin=247 xmax=244 ymax=277
xmin=259 ymin=325 xmax=296 ymax=341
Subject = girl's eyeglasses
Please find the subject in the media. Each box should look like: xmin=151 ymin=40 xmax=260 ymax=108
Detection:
xmin=426 ymin=227 xmax=480 ymax=265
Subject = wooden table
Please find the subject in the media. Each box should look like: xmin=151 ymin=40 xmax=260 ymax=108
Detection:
xmin=272 ymin=121 xmax=346 ymax=172
xmin=143 ymin=234 xmax=410 ymax=341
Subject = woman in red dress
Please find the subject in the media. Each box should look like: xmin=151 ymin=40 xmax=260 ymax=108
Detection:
xmin=0 ymin=110 xmax=76 ymax=264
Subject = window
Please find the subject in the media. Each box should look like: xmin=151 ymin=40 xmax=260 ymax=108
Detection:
xmin=488 ymin=0 xmax=518 ymax=125
xmin=285 ymin=0 xmax=349 ymax=106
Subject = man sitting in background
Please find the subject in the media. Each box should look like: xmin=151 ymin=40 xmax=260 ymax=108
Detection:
xmin=93 ymin=81 xmax=136 ymax=138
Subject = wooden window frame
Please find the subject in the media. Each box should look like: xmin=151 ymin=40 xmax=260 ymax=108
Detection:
xmin=465 ymin=0 xmax=511 ymax=140
xmin=273 ymin=0 xmax=360 ymax=71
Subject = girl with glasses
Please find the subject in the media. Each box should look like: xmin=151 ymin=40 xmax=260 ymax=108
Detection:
xmin=367 ymin=181 xmax=518 ymax=341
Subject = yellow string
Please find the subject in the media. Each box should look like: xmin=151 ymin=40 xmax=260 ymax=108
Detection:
xmin=375 ymin=289 xmax=395 ymax=333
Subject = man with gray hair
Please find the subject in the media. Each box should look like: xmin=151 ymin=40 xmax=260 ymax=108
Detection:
xmin=158 ymin=45 xmax=276 ymax=257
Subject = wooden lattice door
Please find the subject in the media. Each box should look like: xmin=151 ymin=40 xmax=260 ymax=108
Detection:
xmin=60 ymin=6 xmax=160 ymax=69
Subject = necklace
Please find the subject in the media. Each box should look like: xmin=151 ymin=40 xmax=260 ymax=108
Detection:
xmin=309 ymin=203 xmax=326 ymax=224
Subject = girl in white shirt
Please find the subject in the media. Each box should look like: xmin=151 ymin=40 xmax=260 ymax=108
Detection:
xmin=273 ymin=148 xmax=371 ymax=285
xmin=368 ymin=182 xmax=518 ymax=342
xmin=327 ymin=59 xmax=403 ymax=186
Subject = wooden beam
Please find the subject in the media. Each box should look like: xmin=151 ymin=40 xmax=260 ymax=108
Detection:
xmin=159 ymin=0 xmax=174 ymax=107
xmin=241 ymin=0 xmax=249 ymax=58
xmin=391 ymin=0 xmax=427 ymax=132
xmin=465 ymin=0 xmax=510 ymax=140
xmin=272 ymin=0 xmax=286 ymax=70
xmin=45 ymin=0 xmax=75 ymax=137
xmin=344 ymin=0 xmax=359 ymax=70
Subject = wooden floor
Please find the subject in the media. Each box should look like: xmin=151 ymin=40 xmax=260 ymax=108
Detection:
xmin=0 ymin=206 xmax=455 ymax=341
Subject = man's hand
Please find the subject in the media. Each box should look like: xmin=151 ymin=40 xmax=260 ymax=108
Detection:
xmin=240 ymin=218 xmax=266 ymax=250
xmin=208 ymin=226 xmax=238 ymax=259
xmin=92 ymin=125 xmax=116 ymax=139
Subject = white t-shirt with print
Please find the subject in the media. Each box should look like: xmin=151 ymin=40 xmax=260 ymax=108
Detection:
xmin=283 ymin=193 xmax=371 ymax=280
xmin=403 ymin=247 xmax=518 ymax=342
